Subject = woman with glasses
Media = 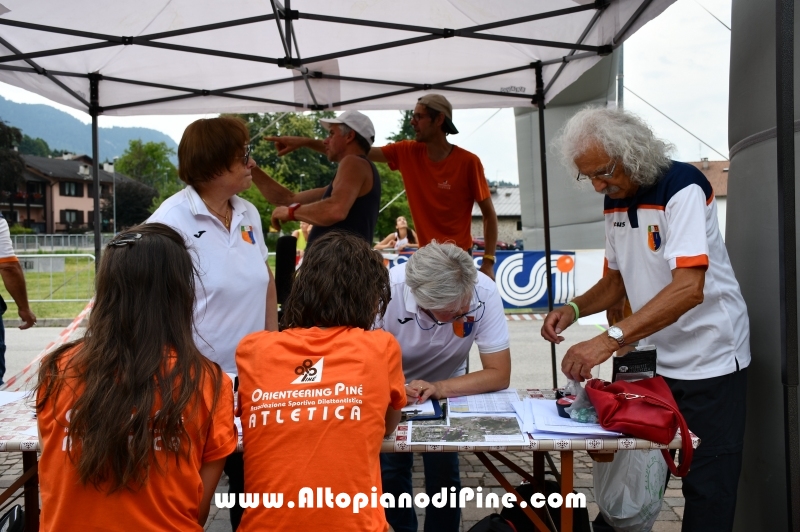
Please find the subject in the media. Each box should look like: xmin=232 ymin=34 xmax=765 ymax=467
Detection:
xmin=235 ymin=231 xmax=405 ymax=532
xmin=377 ymin=241 xmax=511 ymax=532
xmin=149 ymin=116 xmax=277 ymax=530
xmin=36 ymin=224 xmax=236 ymax=531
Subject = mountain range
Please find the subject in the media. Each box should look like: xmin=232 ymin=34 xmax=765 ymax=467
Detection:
xmin=0 ymin=96 xmax=178 ymax=161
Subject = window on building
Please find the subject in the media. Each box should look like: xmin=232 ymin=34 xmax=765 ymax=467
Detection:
xmin=60 ymin=209 xmax=84 ymax=225
xmin=516 ymin=220 xmax=522 ymax=231
xmin=60 ymin=182 xmax=83 ymax=197
xmin=1 ymin=211 xmax=18 ymax=223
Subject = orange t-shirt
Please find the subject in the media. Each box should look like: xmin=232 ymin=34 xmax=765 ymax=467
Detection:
xmin=381 ymin=140 xmax=491 ymax=251
xmin=236 ymin=326 xmax=406 ymax=532
xmin=37 ymin=349 xmax=236 ymax=532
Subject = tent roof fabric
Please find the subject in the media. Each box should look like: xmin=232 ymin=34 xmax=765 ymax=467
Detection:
xmin=0 ymin=0 xmax=672 ymax=116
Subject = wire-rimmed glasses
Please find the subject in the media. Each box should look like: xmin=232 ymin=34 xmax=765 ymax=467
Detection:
xmin=414 ymin=289 xmax=485 ymax=331
xmin=576 ymin=160 xmax=616 ymax=182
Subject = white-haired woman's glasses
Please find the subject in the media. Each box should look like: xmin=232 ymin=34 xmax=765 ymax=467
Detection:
xmin=576 ymin=160 xmax=616 ymax=182
xmin=415 ymin=289 xmax=485 ymax=330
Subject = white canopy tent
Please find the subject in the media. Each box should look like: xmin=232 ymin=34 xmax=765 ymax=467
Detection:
xmin=1 ymin=1 xmax=799 ymax=528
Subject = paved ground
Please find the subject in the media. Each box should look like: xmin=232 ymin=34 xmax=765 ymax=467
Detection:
xmin=0 ymin=322 xmax=685 ymax=530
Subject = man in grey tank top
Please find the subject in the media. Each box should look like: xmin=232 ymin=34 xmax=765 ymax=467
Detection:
xmin=254 ymin=111 xmax=380 ymax=246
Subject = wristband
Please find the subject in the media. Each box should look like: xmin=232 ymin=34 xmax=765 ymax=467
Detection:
xmin=566 ymin=301 xmax=580 ymax=320
xmin=287 ymin=202 xmax=301 ymax=221
xmin=483 ymin=254 xmax=496 ymax=263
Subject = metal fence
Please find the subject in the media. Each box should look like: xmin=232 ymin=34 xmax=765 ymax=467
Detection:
xmin=11 ymin=234 xmax=115 ymax=252
xmin=17 ymin=254 xmax=95 ymax=302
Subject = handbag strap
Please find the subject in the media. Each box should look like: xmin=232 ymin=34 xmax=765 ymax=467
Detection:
xmin=635 ymin=393 xmax=693 ymax=477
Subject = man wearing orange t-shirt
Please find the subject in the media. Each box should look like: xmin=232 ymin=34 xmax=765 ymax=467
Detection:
xmin=262 ymin=95 xmax=499 ymax=280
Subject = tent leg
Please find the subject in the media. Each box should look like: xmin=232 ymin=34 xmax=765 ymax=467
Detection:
xmin=535 ymin=63 xmax=558 ymax=389
xmin=776 ymin=0 xmax=800 ymax=527
xmin=90 ymin=74 xmax=101 ymax=270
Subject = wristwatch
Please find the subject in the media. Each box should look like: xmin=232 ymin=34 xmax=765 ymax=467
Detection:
xmin=607 ymin=326 xmax=625 ymax=347
xmin=287 ymin=203 xmax=301 ymax=221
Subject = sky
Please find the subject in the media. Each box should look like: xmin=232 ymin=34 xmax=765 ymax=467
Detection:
xmin=0 ymin=0 xmax=731 ymax=184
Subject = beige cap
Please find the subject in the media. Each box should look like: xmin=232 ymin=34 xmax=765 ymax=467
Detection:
xmin=417 ymin=94 xmax=459 ymax=135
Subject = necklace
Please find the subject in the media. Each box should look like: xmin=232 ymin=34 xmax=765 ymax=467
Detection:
xmin=200 ymin=196 xmax=231 ymax=230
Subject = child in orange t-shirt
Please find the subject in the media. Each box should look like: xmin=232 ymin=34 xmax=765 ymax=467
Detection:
xmin=35 ymin=224 xmax=236 ymax=532
xmin=237 ymin=231 xmax=406 ymax=532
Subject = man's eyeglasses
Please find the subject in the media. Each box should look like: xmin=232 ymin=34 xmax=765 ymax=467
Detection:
xmin=242 ymin=144 xmax=252 ymax=166
xmin=412 ymin=113 xmax=430 ymax=122
xmin=415 ymin=290 xmax=485 ymax=331
xmin=576 ymin=160 xmax=616 ymax=182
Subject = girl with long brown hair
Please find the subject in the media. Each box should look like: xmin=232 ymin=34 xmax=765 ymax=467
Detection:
xmin=35 ymin=223 xmax=236 ymax=531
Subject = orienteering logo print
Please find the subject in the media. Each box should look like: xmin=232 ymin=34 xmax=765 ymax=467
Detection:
xmin=494 ymin=252 xmax=575 ymax=307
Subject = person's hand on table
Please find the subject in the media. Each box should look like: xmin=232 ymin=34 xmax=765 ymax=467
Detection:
xmin=265 ymin=136 xmax=306 ymax=157
xmin=561 ymin=334 xmax=617 ymax=382
xmin=271 ymin=206 xmax=290 ymax=231
xmin=405 ymin=380 xmax=439 ymax=403
xmin=541 ymin=305 xmax=576 ymax=344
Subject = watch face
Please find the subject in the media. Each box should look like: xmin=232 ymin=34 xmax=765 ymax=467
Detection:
xmin=608 ymin=326 xmax=623 ymax=340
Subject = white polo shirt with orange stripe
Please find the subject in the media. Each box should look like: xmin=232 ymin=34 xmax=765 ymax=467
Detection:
xmin=604 ymin=160 xmax=750 ymax=380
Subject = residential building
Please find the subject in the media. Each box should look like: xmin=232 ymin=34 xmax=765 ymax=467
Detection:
xmin=471 ymin=186 xmax=522 ymax=246
xmin=5 ymin=154 xmax=135 ymax=233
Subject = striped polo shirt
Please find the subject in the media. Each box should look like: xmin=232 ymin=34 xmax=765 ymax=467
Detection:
xmin=604 ymin=161 xmax=750 ymax=380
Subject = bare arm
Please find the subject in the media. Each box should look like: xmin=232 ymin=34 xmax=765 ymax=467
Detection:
xmin=198 ymin=457 xmax=227 ymax=525
xmin=266 ymin=136 xmax=325 ymax=156
xmin=407 ymin=349 xmax=511 ymax=402
xmin=265 ymin=264 xmax=278 ymax=331
xmin=374 ymin=233 xmax=397 ymax=250
xmin=384 ymin=406 xmax=402 ymax=437
xmin=368 ymin=146 xmax=388 ymax=164
xmin=0 ymin=261 xmax=35 ymax=329
xmin=560 ymin=267 xmax=706 ymax=381
xmin=541 ymin=268 xmax=627 ymax=344
xmin=272 ymin=156 xmax=370 ymax=229
xmin=477 ymin=197 xmax=498 ymax=281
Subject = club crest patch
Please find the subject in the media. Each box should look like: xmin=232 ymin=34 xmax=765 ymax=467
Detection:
xmin=453 ymin=317 xmax=475 ymax=338
xmin=647 ymin=225 xmax=661 ymax=252
xmin=241 ymin=225 xmax=255 ymax=245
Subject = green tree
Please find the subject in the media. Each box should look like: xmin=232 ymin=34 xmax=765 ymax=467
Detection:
xmin=0 ymin=122 xmax=25 ymax=214
xmin=19 ymin=134 xmax=58 ymax=157
xmin=102 ymin=180 xmax=157 ymax=230
xmin=115 ymin=140 xmax=179 ymax=191
xmin=387 ymin=110 xmax=415 ymax=142
xmin=375 ymin=163 xmax=414 ymax=242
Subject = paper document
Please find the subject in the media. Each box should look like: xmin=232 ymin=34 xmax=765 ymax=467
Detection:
xmin=528 ymin=399 xmax=621 ymax=437
xmin=409 ymin=414 xmax=526 ymax=445
xmin=511 ymin=399 xmax=534 ymax=434
xmin=448 ymin=390 xmax=519 ymax=414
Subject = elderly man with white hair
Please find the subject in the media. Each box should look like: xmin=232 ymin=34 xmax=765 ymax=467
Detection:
xmin=379 ymin=241 xmax=510 ymax=532
xmin=541 ymin=108 xmax=749 ymax=532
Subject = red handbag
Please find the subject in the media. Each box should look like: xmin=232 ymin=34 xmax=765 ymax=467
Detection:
xmin=585 ymin=377 xmax=693 ymax=477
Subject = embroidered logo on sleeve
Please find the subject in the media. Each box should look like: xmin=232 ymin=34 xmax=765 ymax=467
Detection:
xmin=647 ymin=225 xmax=662 ymax=252
xmin=240 ymin=225 xmax=256 ymax=244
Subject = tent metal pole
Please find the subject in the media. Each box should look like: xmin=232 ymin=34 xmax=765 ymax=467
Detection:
xmin=89 ymin=74 xmax=101 ymax=271
xmin=776 ymin=0 xmax=800 ymax=527
xmin=535 ymin=62 xmax=558 ymax=389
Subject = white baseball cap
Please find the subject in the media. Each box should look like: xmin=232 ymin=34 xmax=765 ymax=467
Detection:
xmin=319 ymin=111 xmax=376 ymax=146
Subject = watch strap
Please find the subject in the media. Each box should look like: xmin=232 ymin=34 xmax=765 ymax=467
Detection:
xmin=287 ymin=203 xmax=301 ymax=221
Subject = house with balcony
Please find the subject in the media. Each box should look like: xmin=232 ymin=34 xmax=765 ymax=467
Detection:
xmin=3 ymin=154 xmax=136 ymax=233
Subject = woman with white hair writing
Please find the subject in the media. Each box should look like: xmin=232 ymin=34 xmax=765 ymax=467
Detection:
xmin=378 ymin=241 xmax=511 ymax=532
